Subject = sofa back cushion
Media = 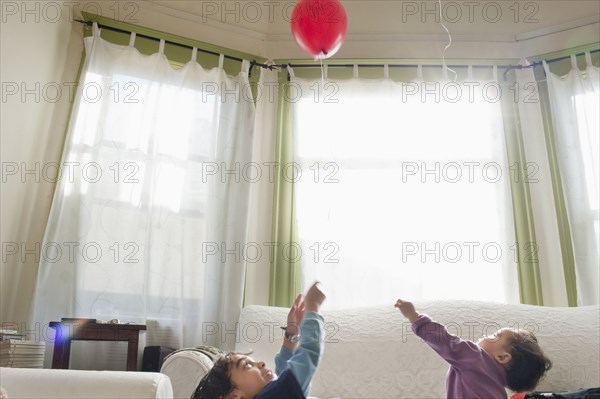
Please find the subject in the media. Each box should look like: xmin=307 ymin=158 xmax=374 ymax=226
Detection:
xmin=235 ymin=301 xmax=600 ymax=399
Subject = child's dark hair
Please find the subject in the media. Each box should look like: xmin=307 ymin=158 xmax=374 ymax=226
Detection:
xmin=505 ymin=332 xmax=552 ymax=392
xmin=191 ymin=353 xmax=234 ymax=399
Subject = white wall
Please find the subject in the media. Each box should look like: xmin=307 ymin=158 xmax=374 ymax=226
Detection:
xmin=1 ymin=5 xmax=83 ymax=326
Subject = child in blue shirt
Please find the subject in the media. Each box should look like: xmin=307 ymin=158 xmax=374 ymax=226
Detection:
xmin=192 ymin=282 xmax=326 ymax=399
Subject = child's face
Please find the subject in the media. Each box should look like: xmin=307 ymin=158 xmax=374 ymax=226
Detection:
xmin=477 ymin=328 xmax=525 ymax=366
xmin=227 ymin=354 xmax=275 ymax=399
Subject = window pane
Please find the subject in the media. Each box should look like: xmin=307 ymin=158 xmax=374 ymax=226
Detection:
xmin=292 ymin=79 xmax=519 ymax=308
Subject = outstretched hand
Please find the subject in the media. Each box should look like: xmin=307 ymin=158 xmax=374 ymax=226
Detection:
xmin=287 ymin=294 xmax=305 ymax=331
xmin=282 ymin=283 xmax=324 ymax=349
xmin=304 ymin=282 xmax=326 ymax=313
xmin=394 ymin=299 xmax=419 ymax=323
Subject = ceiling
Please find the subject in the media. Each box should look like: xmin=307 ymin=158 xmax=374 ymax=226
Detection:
xmin=147 ymin=0 xmax=599 ymax=39
xmin=112 ymin=1 xmax=599 ymax=59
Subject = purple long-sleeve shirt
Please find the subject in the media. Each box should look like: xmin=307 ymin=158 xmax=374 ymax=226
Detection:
xmin=412 ymin=315 xmax=508 ymax=399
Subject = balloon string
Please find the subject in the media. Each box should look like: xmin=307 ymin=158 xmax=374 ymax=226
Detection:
xmin=320 ymin=58 xmax=325 ymax=92
xmin=439 ymin=0 xmax=457 ymax=82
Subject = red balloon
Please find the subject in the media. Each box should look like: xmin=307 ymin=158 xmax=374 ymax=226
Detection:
xmin=291 ymin=0 xmax=348 ymax=59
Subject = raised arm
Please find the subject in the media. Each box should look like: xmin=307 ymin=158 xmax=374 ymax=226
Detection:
xmin=395 ymin=299 xmax=483 ymax=368
xmin=275 ymin=283 xmax=326 ymax=396
xmin=275 ymin=293 xmax=304 ymax=374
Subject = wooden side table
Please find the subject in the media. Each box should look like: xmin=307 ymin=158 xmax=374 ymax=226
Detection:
xmin=49 ymin=321 xmax=146 ymax=371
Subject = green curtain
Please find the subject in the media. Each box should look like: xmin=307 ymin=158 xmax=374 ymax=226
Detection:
xmin=499 ymin=80 xmax=544 ymax=305
xmin=521 ymin=46 xmax=599 ymax=307
xmin=536 ymin=71 xmax=578 ymax=306
xmin=269 ymin=73 xmax=302 ymax=307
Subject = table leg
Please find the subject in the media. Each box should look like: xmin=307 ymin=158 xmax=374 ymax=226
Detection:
xmin=126 ymin=335 xmax=139 ymax=371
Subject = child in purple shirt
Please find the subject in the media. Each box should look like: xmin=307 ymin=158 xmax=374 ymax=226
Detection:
xmin=395 ymin=299 xmax=552 ymax=399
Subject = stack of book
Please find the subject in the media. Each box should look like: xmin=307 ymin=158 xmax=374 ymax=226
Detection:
xmin=0 ymin=328 xmax=45 ymax=368
xmin=0 ymin=327 xmax=25 ymax=341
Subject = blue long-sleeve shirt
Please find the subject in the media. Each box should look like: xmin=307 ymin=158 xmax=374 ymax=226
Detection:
xmin=273 ymin=311 xmax=325 ymax=397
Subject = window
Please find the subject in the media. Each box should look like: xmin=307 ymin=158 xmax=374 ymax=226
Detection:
xmin=544 ymin=61 xmax=600 ymax=305
xmin=290 ymin=78 xmax=520 ymax=308
xmin=573 ymin=91 xmax=600 ymax=247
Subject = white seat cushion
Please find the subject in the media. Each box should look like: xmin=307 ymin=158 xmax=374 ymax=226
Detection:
xmin=0 ymin=367 xmax=172 ymax=399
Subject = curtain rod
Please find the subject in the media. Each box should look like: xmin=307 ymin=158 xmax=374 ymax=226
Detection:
xmin=76 ymin=20 xmax=598 ymax=76
xmin=266 ymin=48 xmax=599 ymax=82
xmin=272 ymin=48 xmax=600 ymax=71
xmin=76 ymin=19 xmax=245 ymax=62
xmin=76 ymin=19 xmax=265 ymax=77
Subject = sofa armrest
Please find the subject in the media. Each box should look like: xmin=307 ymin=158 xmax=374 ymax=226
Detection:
xmin=0 ymin=367 xmax=173 ymax=399
xmin=160 ymin=349 xmax=217 ymax=399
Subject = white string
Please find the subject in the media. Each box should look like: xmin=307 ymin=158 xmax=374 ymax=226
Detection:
xmin=191 ymin=47 xmax=198 ymax=62
xmin=219 ymin=54 xmax=225 ymax=69
xmin=320 ymin=58 xmax=325 ymax=86
xmin=320 ymin=59 xmax=327 ymax=94
xmin=158 ymin=39 xmax=165 ymax=54
xmin=438 ymin=0 xmax=457 ymax=82
xmin=353 ymin=64 xmax=359 ymax=79
xmin=383 ymin=64 xmax=390 ymax=79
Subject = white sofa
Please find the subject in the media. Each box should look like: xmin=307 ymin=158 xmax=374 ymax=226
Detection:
xmin=163 ymin=300 xmax=600 ymax=399
xmin=0 ymin=367 xmax=173 ymax=399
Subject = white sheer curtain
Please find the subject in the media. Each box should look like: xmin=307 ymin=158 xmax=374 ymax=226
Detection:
xmin=544 ymin=54 xmax=600 ymax=306
xmin=33 ymin=25 xmax=255 ymax=368
xmin=244 ymin=66 xmax=280 ymax=305
xmin=290 ymin=68 xmax=519 ymax=309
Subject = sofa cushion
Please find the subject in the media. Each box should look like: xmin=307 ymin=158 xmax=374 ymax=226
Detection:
xmin=0 ymin=367 xmax=172 ymax=399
